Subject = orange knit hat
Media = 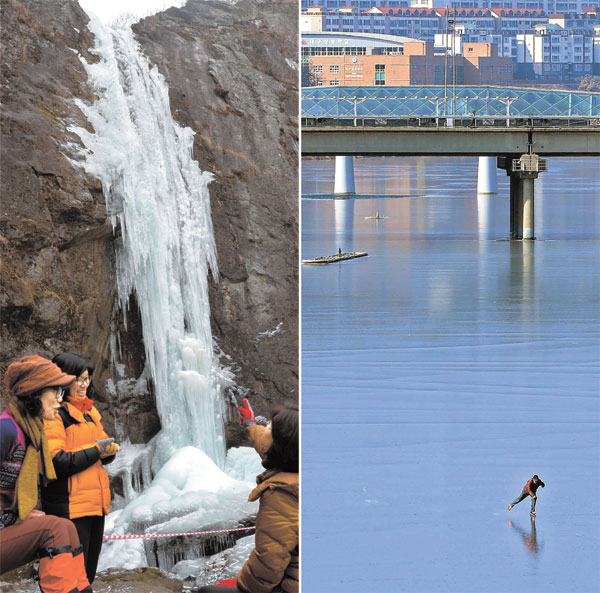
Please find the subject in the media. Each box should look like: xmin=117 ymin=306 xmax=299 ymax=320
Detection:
xmin=5 ymin=355 xmax=76 ymax=398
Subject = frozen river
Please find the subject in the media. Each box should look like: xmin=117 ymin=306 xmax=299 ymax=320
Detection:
xmin=301 ymin=157 xmax=600 ymax=593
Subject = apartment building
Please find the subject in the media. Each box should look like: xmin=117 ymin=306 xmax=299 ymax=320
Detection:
xmin=301 ymin=0 xmax=600 ymax=12
xmin=516 ymin=23 xmax=600 ymax=76
xmin=304 ymin=6 xmax=553 ymax=41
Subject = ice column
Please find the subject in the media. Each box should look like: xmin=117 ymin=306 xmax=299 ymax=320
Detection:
xmin=69 ymin=15 xmax=225 ymax=467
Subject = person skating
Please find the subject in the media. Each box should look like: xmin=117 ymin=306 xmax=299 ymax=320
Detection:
xmin=0 ymin=355 xmax=91 ymax=593
xmin=508 ymin=475 xmax=545 ymax=516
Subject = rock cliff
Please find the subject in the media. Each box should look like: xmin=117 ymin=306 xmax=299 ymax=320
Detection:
xmin=0 ymin=0 xmax=298 ymax=447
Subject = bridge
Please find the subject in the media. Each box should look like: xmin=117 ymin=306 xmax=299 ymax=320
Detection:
xmin=301 ymin=126 xmax=599 ymax=157
xmin=301 ymin=85 xmax=600 ymax=239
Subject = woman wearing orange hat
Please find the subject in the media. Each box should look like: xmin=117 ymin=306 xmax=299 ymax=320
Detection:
xmin=0 ymin=355 xmax=91 ymax=593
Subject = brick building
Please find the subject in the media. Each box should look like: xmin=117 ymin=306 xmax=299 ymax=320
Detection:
xmin=308 ymin=40 xmax=513 ymax=85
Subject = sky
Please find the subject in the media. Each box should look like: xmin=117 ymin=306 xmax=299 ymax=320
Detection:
xmin=79 ymin=0 xmax=187 ymax=24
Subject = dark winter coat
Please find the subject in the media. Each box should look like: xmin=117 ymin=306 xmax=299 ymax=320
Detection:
xmin=236 ymin=469 xmax=299 ymax=593
xmin=235 ymin=424 xmax=299 ymax=593
xmin=41 ymin=401 xmax=112 ymax=519
xmin=524 ymin=477 xmax=545 ymax=496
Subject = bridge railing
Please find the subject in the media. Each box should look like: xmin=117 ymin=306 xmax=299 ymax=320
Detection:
xmin=301 ymin=116 xmax=600 ymax=129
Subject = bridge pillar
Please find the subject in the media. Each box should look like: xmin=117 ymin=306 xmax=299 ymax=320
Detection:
xmin=509 ymin=173 xmax=521 ymax=239
xmin=334 ymin=156 xmax=355 ymax=194
xmin=521 ymin=175 xmax=536 ymax=240
xmin=477 ymin=156 xmax=498 ymax=194
xmin=498 ymin=154 xmax=546 ymax=240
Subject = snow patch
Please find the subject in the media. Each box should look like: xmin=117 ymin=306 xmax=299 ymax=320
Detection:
xmin=256 ymin=322 xmax=284 ymax=342
xmin=286 ymin=58 xmax=299 ymax=71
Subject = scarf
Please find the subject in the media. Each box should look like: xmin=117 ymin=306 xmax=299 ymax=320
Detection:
xmin=7 ymin=399 xmax=57 ymax=520
xmin=67 ymin=395 xmax=93 ymax=414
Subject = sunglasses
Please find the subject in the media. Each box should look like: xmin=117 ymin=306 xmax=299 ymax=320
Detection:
xmin=55 ymin=386 xmax=65 ymax=401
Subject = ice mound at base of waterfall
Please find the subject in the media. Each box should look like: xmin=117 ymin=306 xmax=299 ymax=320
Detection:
xmin=169 ymin=535 xmax=255 ymax=587
xmin=98 ymin=446 xmax=263 ymax=571
xmin=225 ymin=446 xmax=267 ymax=483
xmin=114 ymin=446 xmax=261 ymax=530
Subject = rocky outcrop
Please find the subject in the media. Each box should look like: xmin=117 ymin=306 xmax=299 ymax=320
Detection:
xmin=2 ymin=565 xmax=184 ymax=593
xmin=0 ymin=0 xmax=160 ymax=443
xmin=0 ymin=0 xmax=298 ymax=448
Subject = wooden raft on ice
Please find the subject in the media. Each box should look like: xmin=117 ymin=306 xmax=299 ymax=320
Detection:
xmin=302 ymin=251 xmax=368 ymax=265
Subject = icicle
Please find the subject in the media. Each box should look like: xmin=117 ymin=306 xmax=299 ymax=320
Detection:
xmin=68 ymin=14 xmax=225 ymax=468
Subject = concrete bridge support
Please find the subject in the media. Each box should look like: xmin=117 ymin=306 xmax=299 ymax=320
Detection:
xmin=521 ymin=175 xmax=536 ymax=240
xmin=498 ymin=154 xmax=546 ymax=240
xmin=334 ymin=156 xmax=355 ymax=194
xmin=477 ymin=156 xmax=498 ymax=194
xmin=509 ymin=174 xmax=521 ymax=239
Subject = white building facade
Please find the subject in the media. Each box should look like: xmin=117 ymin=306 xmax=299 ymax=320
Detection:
xmin=516 ymin=24 xmax=600 ymax=77
xmin=301 ymin=0 xmax=600 ymax=13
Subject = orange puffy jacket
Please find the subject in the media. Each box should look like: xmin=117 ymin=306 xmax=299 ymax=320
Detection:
xmin=42 ymin=401 xmax=112 ymax=519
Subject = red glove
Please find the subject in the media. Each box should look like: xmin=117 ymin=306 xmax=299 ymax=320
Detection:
xmin=238 ymin=398 xmax=255 ymax=426
xmin=216 ymin=578 xmax=237 ymax=587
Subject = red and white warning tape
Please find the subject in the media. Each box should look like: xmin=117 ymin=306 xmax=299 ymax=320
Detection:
xmin=103 ymin=526 xmax=255 ymax=541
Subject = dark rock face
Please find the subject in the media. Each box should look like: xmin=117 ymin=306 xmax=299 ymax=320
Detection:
xmin=0 ymin=0 xmax=298 ymax=448
xmin=1 ymin=0 xmax=116 ymax=409
xmin=0 ymin=0 xmax=153 ymax=443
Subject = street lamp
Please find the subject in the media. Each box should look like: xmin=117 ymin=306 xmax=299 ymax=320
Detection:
xmin=501 ymin=96 xmax=517 ymax=127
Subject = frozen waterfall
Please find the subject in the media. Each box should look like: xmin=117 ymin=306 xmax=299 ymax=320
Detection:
xmin=65 ymin=10 xmax=262 ymax=581
xmin=69 ymin=13 xmax=225 ymax=466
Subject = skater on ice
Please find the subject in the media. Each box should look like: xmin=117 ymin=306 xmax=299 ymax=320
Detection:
xmin=508 ymin=475 xmax=545 ymax=516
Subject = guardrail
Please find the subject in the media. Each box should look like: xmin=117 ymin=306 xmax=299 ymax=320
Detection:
xmin=301 ymin=116 xmax=600 ymax=129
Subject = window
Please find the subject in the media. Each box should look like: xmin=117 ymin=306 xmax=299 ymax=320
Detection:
xmin=329 ymin=65 xmax=340 ymax=74
xmin=313 ymin=65 xmax=323 ymax=73
xmin=329 ymin=80 xmax=340 ymax=86
xmin=375 ymin=64 xmax=385 ymax=85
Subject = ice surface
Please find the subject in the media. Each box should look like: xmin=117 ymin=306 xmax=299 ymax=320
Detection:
xmin=302 ymin=156 xmax=600 ymax=593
